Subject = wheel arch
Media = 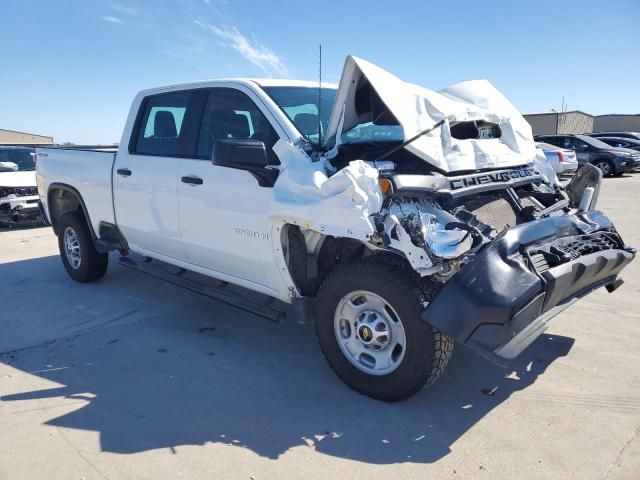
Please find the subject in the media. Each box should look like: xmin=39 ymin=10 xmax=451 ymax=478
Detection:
xmin=47 ymin=183 xmax=97 ymax=242
xmin=282 ymin=224 xmax=412 ymax=298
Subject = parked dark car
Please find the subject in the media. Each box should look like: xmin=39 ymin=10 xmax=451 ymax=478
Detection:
xmin=587 ymin=131 xmax=640 ymax=141
xmin=596 ymin=137 xmax=640 ymax=152
xmin=534 ymin=134 xmax=640 ymax=177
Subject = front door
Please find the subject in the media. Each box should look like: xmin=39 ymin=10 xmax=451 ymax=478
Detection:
xmin=177 ymin=87 xmax=282 ymax=289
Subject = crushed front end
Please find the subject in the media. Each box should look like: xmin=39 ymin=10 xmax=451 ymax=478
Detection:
xmin=0 ymin=186 xmax=41 ymax=225
xmin=422 ymin=210 xmax=633 ymax=363
xmin=269 ymin=55 xmax=634 ymax=366
xmin=368 ymin=164 xmax=634 ymax=364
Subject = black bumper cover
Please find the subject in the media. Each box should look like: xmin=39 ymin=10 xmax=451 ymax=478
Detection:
xmin=422 ymin=210 xmax=635 ymax=364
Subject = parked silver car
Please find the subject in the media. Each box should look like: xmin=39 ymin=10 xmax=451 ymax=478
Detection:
xmin=536 ymin=142 xmax=578 ymax=175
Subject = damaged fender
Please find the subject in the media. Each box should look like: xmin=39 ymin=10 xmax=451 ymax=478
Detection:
xmin=270 ymin=139 xmax=382 ymax=239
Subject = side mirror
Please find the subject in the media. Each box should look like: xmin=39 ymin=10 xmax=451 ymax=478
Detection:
xmin=214 ymin=138 xmax=268 ymax=168
xmin=213 ymin=138 xmax=278 ymax=187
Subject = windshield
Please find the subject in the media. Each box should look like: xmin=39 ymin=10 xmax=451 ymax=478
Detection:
xmin=0 ymin=148 xmax=36 ymax=172
xmin=262 ymin=86 xmax=336 ymax=145
xmin=577 ymin=135 xmax=615 ymax=149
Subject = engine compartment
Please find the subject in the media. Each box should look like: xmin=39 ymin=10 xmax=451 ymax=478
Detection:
xmin=343 ymin=155 xmax=575 ymax=280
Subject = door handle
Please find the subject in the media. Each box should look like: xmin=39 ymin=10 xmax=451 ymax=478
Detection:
xmin=181 ymin=175 xmax=203 ymax=185
xmin=117 ymin=168 xmax=132 ymax=177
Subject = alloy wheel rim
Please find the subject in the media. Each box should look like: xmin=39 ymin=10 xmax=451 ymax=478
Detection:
xmin=596 ymin=161 xmax=611 ymax=175
xmin=334 ymin=290 xmax=406 ymax=375
xmin=63 ymin=226 xmax=81 ymax=270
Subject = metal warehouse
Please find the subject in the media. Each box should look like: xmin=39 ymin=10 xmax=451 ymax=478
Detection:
xmin=524 ymin=112 xmax=640 ymax=136
xmin=0 ymin=128 xmax=53 ymax=145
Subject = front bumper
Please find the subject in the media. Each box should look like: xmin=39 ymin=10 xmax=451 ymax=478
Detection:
xmin=422 ymin=210 xmax=635 ymax=364
xmin=616 ymin=159 xmax=637 ymax=173
xmin=0 ymin=195 xmax=41 ymax=224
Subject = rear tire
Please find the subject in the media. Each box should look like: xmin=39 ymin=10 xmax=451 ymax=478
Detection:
xmin=58 ymin=211 xmax=108 ymax=282
xmin=315 ymin=257 xmax=453 ymax=402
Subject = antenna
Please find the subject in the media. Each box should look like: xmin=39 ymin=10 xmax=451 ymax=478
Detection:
xmin=318 ymin=44 xmax=322 ymax=144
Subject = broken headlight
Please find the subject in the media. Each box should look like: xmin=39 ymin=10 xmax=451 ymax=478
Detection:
xmin=401 ymin=211 xmax=473 ymax=259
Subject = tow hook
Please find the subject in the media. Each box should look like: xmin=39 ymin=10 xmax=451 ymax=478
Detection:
xmin=606 ymin=278 xmax=624 ymax=293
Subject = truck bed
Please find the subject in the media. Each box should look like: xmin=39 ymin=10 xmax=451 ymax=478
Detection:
xmin=36 ymin=146 xmax=117 ymax=234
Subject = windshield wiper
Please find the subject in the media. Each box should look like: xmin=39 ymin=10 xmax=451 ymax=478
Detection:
xmin=371 ymin=115 xmax=454 ymax=163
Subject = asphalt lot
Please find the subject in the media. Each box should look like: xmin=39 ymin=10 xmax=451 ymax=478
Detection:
xmin=1 ymin=175 xmax=640 ymax=480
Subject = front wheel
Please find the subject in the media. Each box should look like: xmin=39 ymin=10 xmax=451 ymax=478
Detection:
xmin=593 ymin=159 xmax=615 ymax=177
xmin=315 ymin=257 xmax=453 ymax=402
xmin=58 ymin=211 xmax=108 ymax=282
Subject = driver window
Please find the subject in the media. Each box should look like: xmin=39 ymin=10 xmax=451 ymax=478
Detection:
xmin=563 ymin=138 xmax=587 ymax=150
xmin=197 ymin=88 xmax=279 ymax=164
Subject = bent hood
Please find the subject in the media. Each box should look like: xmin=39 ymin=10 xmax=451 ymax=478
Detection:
xmin=324 ymin=55 xmax=537 ymax=173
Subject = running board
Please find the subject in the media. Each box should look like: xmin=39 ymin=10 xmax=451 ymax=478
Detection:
xmin=118 ymin=256 xmax=287 ymax=323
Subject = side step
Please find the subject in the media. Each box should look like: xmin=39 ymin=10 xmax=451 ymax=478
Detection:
xmin=118 ymin=255 xmax=287 ymax=323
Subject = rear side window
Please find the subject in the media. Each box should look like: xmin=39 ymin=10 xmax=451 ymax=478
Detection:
xmin=542 ymin=137 xmax=562 ymax=147
xmin=134 ymin=91 xmax=193 ymax=156
xmin=560 ymin=138 xmax=574 ymax=149
xmin=568 ymin=139 xmax=589 ymax=150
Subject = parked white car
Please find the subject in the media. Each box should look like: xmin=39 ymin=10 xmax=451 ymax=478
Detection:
xmin=36 ymin=55 xmax=634 ymax=401
xmin=536 ymin=142 xmax=578 ymax=175
xmin=0 ymin=146 xmax=40 ymax=225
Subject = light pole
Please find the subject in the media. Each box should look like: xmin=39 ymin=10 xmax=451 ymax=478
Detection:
xmin=551 ymin=108 xmax=559 ymax=134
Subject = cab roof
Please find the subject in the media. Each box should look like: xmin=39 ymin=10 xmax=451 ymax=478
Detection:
xmin=137 ymin=78 xmax=337 ymax=97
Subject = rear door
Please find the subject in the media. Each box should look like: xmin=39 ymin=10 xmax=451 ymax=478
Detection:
xmin=113 ymin=90 xmax=204 ymax=259
xmin=177 ymin=87 xmax=283 ymax=289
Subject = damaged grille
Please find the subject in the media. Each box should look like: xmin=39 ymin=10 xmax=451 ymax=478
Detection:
xmin=0 ymin=186 xmax=38 ymax=198
xmin=452 ymin=193 xmax=522 ymax=238
xmin=526 ymin=232 xmax=623 ymax=274
xmin=467 ymin=196 xmax=517 ymax=231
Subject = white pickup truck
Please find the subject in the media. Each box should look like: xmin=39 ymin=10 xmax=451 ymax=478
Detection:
xmin=36 ymin=56 xmax=634 ymax=401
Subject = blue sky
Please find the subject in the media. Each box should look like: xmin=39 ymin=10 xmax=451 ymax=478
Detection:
xmin=1 ymin=0 xmax=638 ymax=144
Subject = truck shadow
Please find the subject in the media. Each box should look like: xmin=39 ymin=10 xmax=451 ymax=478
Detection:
xmin=0 ymin=255 xmax=574 ymax=464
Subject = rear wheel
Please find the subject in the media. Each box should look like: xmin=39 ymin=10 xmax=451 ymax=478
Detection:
xmin=593 ymin=159 xmax=615 ymax=177
xmin=58 ymin=211 xmax=108 ymax=282
xmin=315 ymin=257 xmax=454 ymax=402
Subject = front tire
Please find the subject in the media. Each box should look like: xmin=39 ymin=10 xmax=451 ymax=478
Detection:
xmin=593 ymin=159 xmax=615 ymax=177
xmin=315 ymin=257 xmax=453 ymax=402
xmin=58 ymin=211 xmax=108 ymax=282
